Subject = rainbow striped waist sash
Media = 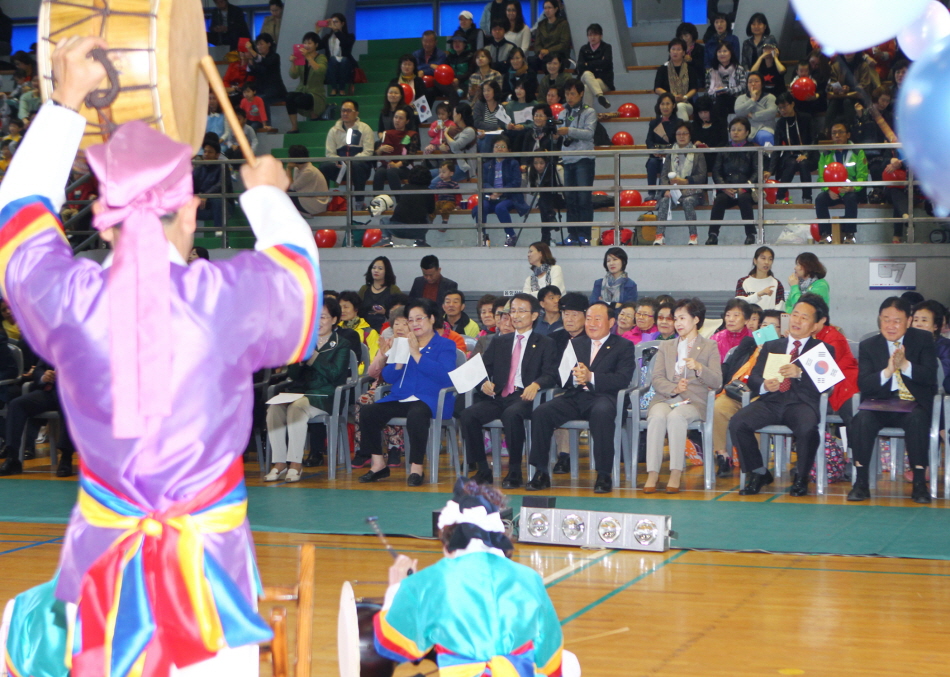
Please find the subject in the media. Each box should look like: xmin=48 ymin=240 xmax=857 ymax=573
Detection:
xmin=436 ymin=643 xmax=537 ymax=677
xmin=70 ymin=459 xmax=271 ymax=677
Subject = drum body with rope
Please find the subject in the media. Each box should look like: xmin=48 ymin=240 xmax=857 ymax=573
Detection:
xmin=338 ymin=581 xmax=396 ymax=677
xmin=38 ymin=0 xmax=209 ymax=152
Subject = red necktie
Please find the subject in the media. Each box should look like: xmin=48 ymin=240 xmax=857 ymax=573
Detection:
xmin=502 ymin=334 xmax=523 ymax=397
xmin=779 ymin=340 xmax=801 ymax=392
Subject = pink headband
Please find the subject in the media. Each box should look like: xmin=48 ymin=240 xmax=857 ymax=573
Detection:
xmin=85 ymin=121 xmax=194 ymax=439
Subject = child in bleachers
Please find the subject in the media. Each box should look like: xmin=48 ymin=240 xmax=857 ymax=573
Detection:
xmin=426 ymin=102 xmax=457 ymax=153
xmin=3 ymin=118 xmax=22 ymax=152
xmin=222 ymin=107 xmax=259 ymax=160
xmin=0 ymin=139 xmax=12 ymax=178
xmin=526 ymin=155 xmax=564 ymax=246
xmin=431 ymin=160 xmax=461 ymax=224
xmin=239 ymin=83 xmax=272 ymax=133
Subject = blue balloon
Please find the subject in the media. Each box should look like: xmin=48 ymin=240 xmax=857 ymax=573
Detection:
xmin=897 ymin=37 xmax=950 ymax=215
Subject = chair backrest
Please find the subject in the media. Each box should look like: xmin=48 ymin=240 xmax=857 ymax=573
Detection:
xmin=6 ymin=344 xmax=22 ymax=376
xmin=635 ymin=340 xmax=662 ymax=388
xmin=463 ymin=336 xmax=477 ymax=352
xmin=360 ymin=343 xmax=370 ymax=369
xmin=348 ymin=352 xmax=360 ymax=382
xmin=456 ymin=349 xmax=467 ymax=368
xmin=723 ymin=345 xmax=737 ymax=362
xmin=859 ymin=331 xmax=878 ymax=342
xmin=939 ymin=363 xmax=946 ymax=395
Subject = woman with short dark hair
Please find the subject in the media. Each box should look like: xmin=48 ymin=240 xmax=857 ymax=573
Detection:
xmin=740 ymin=12 xmax=777 ymax=72
xmin=358 ymin=256 xmax=402 ymax=332
xmin=654 ymin=121 xmax=707 ymax=246
xmin=785 ymin=252 xmax=829 ymax=312
xmin=590 ymin=247 xmax=638 ymax=306
xmin=523 ymin=241 xmax=565 ymax=295
xmin=285 ymin=31 xmax=328 ymax=133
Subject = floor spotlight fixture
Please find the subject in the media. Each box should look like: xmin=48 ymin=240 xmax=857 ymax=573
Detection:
xmin=518 ymin=507 xmax=675 ymax=552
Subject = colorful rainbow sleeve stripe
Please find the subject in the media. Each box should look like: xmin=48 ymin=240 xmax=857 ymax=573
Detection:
xmin=0 ymin=196 xmax=68 ymax=297
xmin=262 ymin=243 xmax=321 ymax=364
xmin=69 ymin=459 xmax=271 ymax=677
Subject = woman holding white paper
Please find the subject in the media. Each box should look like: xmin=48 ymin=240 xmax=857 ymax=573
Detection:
xmin=644 ymin=298 xmax=722 ymax=493
xmin=265 ymin=298 xmax=350 ymax=483
xmin=358 ymin=299 xmax=457 ymax=486
xmin=653 ymin=121 xmax=706 ymax=246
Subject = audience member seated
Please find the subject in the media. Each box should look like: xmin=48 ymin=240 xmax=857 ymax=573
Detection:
xmin=468 ymin=49 xmax=504 ymax=102
xmin=739 ymin=13 xmax=777 ymax=72
xmin=442 ymin=290 xmax=480 ymax=337
xmin=536 ymin=285 xmax=563 ymax=335
xmin=320 ymin=99 xmax=374 ymax=209
xmin=323 ymin=13 xmax=356 ymax=96
xmin=654 ymin=121 xmax=707 ymax=246
xmin=703 ymin=13 xmax=741 ymax=69
xmin=446 ymin=31 xmax=476 ymax=97
xmin=430 ymin=158 xmax=461 ymax=224
xmin=912 ymin=301 xmax=950 ymax=395
xmin=705 ymin=40 xmax=747 ymax=126
xmin=222 ymin=108 xmax=258 ymax=160
xmin=527 ymin=302 xmax=636 ymax=493
xmin=358 ymin=256 xmax=402 ymax=333
xmin=339 ymin=290 xmax=381 ymax=361
xmin=239 ymin=83 xmax=273 ymax=133
xmin=654 ymin=38 xmax=699 ymax=121
xmin=711 ymin=298 xmax=753 ymax=360
xmin=472 ymin=298 xmax=515 ymax=356
xmin=193 ymin=137 xmax=231 ymax=230
xmin=826 ymin=52 xmax=881 ymax=133
xmin=883 ymin=156 xmax=910 ymax=244
xmin=477 ymin=294 xmax=498 ymax=333
xmin=786 ymin=252 xmax=829 ymax=313
xmin=676 ymin=22 xmax=704 ymax=87
xmin=222 ymin=50 xmax=251 ymax=112
xmin=479 ymin=0 xmax=509 ymax=33
xmin=623 ymin=297 xmax=659 ymax=344
xmin=285 ymin=144 xmax=328 ymax=217
xmin=206 ymin=0 xmax=251 ymax=51
xmin=379 ymin=86 xmax=418 ymax=142
xmin=414 ymin=30 xmax=457 ymax=106
xmin=0 ymin=358 xmax=75 ymax=477
xmin=460 ymin=293 xmax=558 ymax=486
xmin=576 ymin=24 xmax=614 ymax=109
xmin=814 ymin=123 xmax=868 ymax=244
xmin=524 ymin=155 xmax=564 ymax=246
xmin=654 ymin=300 xmax=678 ymax=341
xmin=458 ymin=10 xmax=483 ymax=52
xmin=502 ymin=49 xmax=537 ymax=103
xmin=747 ymin=305 xmax=763 ymax=331
xmin=644 ymin=298 xmax=722 ymax=493
xmin=851 ymin=89 xmax=893 ymax=200
xmin=438 ymin=102 xmax=478 ymax=182
xmin=377 ymin=165 xmax=436 ymax=247
xmin=708 ymin=116 xmax=758 ymax=245
xmin=504 ymin=2 xmax=531 ymax=51
xmin=735 ymin=246 xmax=785 ymax=310
xmin=205 ymin=95 xmax=225 ymax=141
xmin=734 ymin=72 xmax=777 ymax=146
xmin=245 ymin=33 xmax=287 ymax=124
xmin=438 ymin=318 xmax=468 ymax=352
xmin=285 ymin=32 xmax=327 ymax=134
xmin=523 ymin=241 xmax=565 ymax=296
xmin=485 ymin=21 xmax=517 ymax=73
xmin=472 ymin=135 xmax=528 ymax=245
xmin=473 ymin=81 xmax=508 ymax=153
xmin=391 ymin=54 xmax=427 ymax=105
xmin=813 ymin=310 xmax=859 ymax=425
xmin=537 ymin=54 xmax=569 ymax=104
xmin=502 ymin=80 xmax=534 ymax=148
xmin=372 ymin=105 xmax=420 ymax=192
xmin=847 ymin=297 xmax=938 ymax=504
xmin=520 ymin=104 xmax=562 ymax=159
xmin=264 ymin=300 xmax=349 ymax=483
xmin=358 ymin=299 xmax=457 ymax=486
xmin=765 ymin=93 xmax=813 ymax=204
xmin=590 ymin=246 xmax=637 ymax=307
xmin=409 ymin=254 xmax=459 ymax=305
xmin=529 ymin=0 xmax=571 ymax=72
xmin=691 ymin=95 xmax=727 ymax=168
xmin=544 ymin=293 xmax=590 ymax=473
xmin=644 ymin=94 xmax=678 ymax=200
xmin=749 ymin=43 xmax=786 ymax=98
xmin=731 ymin=294 xmax=832 ymax=497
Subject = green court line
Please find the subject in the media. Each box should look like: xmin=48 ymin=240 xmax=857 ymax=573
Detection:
xmin=544 ymin=550 xmax=617 ymax=589
xmin=558 ymin=550 xmax=688 ymax=626
xmin=713 ymin=485 xmax=740 ymax=500
xmin=674 ymin=561 xmax=950 ymax=578
xmin=764 ymin=493 xmax=784 ymax=503
xmin=0 ymin=536 xmax=62 ymax=557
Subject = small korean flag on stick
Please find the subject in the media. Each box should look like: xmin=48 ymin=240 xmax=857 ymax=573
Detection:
xmin=797 ymin=344 xmax=845 ymax=392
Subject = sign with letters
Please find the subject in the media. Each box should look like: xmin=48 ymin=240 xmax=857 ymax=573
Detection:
xmin=869 ymin=258 xmax=916 ymax=290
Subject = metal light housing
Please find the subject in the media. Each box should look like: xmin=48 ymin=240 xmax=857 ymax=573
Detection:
xmin=518 ymin=508 xmax=673 ymax=552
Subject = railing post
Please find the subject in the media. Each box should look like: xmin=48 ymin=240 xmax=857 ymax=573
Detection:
xmin=756 ymin=145 xmax=764 ymax=245
xmin=345 ymin=156 xmax=353 ymax=247
xmin=906 ymin=165 xmax=915 ymax=244
xmin=613 ymin=149 xmax=621 ymax=246
xmin=475 ymin=154 xmax=485 ymax=246
xmin=220 ymin=155 xmax=229 ymax=249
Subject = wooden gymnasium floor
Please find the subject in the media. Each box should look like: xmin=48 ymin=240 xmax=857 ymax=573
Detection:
xmin=4 ymin=446 xmax=950 ymax=676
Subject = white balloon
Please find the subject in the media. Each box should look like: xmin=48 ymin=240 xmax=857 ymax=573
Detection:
xmin=792 ymin=0 xmax=930 ymax=54
xmin=898 ymin=0 xmax=950 ymax=60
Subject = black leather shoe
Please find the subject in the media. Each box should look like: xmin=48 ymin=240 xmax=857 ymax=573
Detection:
xmin=471 ymin=468 xmax=493 ymax=485
xmin=715 ymin=455 xmax=733 ymax=478
xmin=738 ymin=469 xmax=773 ymax=495
xmin=744 ymin=235 xmax=756 ymax=245
xmin=22 ymin=448 xmax=35 ymax=460
xmin=502 ymin=469 xmax=523 ymax=489
xmin=0 ymin=457 xmax=23 ymax=476
xmin=788 ymin=477 xmax=809 ymax=497
xmin=358 ymin=467 xmax=391 ymax=483
xmin=552 ymin=455 xmax=571 ymax=475
xmin=387 ymin=450 xmax=403 ymax=468
xmin=846 ymin=480 xmax=871 ymax=501
xmin=526 ymin=471 xmax=551 ymax=491
xmin=56 ymin=452 xmax=74 ymax=478
xmin=407 ymin=472 xmax=424 ymax=487
xmin=912 ymin=477 xmax=932 ymax=504
xmin=302 ymin=452 xmax=324 ymax=468
xmin=705 ymin=233 xmax=718 ymax=245
xmin=351 ymin=455 xmax=372 ymax=469
xmin=593 ymin=473 xmax=612 ymax=494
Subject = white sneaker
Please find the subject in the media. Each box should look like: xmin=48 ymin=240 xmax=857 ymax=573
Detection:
xmin=653 ymin=234 xmax=665 ymax=245
xmin=688 ymin=234 xmax=698 ymax=245
xmin=264 ymin=467 xmax=288 ymax=482
xmin=285 ymin=468 xmax=302 ymax=483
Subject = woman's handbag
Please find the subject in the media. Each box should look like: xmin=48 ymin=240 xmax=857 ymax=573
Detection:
xmin=723 ymin=379 xmax=751 ymax=402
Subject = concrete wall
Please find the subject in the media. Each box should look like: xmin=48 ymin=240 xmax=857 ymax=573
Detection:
xmin=316 ymin=243 xmax=950 ymax=339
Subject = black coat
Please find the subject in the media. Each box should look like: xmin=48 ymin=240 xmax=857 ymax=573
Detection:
xmin=248 ymin=51 xmax=287 ymax=101
xmin=747 ymin=337 xmax=832 ymax=417
xmin=713 ymin=141 xmax=759 ymax=186
xmin=475 ymin=330 xmax=558 ymax=400
xmin=208 ymin=3 xmax=250 ymax=51
xmin=576 ymin=42 xmax=615 ymax=91
xmin=857 ymin=328 xmax=938 ymax=415
xmin=721 ymin=336 xmax=757 ymax=385
xmin=409 ymin=276 xmax=459 ymax=305
xmin=769 ymin=113 xmax=815 ymax=173
xmin=563 ymin=334 xmax=636 ymax=395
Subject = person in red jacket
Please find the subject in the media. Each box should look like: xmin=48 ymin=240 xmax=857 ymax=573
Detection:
xmin=814 ymin=315 xmax=859 ymax=424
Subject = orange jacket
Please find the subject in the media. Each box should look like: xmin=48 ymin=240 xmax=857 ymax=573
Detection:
xmin=816 ymin=325 xmax=859 ymax=412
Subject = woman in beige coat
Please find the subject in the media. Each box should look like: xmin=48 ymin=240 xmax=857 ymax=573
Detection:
xmin=644 ymin=298 xmax=722 ymax=493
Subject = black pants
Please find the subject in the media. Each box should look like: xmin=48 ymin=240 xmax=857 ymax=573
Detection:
xmin=529 ymin=392 xmax=617 ymax=473
xmin=284 ymin=91 xmax=314 ymax=116
xmin=814 ymin=190 xmax=860 ymax=236
xmin=886 ymin=187 xmax=909 ymax=237
xmin=359 ymin=400 xmax=433 ymax=465
xmin=6 ymin=388 xmax=72 ymax=459
xmin=372 ymin=164 xmax=404 ymax=192
xmin=849 ymin=405 xmax=931 ymax=470
xmin=709 ymin=190 xmax=755 ymax=236
xmin=773 ymin=155 xmax=813 ymax=201
xmin=729 ymin=396 xmax=820 ymax=477
xmin=713 ymin=93 xmax=736 ymax=126
xmin=459 ymin=393 xmax=533 ymax=468
xmin=319 ymin=160 xmax=371 ymax=196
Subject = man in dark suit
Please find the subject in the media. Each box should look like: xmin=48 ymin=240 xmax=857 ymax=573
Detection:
xmin=408 ymin=254 xmax=458 ymax=306
xmin=730 ymin=294 xmax=833 ymax=497
xmin=527 ymin=302 xmax=636 ymax=493
xmin=459 ymin=293 xmax=558 ymax=487
xmin=847 ymin=296 xmax=938 ymax=504
xmin=548 ymin=292 xmax=589 ymax=474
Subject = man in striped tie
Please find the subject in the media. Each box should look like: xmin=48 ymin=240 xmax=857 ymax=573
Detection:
xmin=847 ymin=297 xmax=938 ymax=503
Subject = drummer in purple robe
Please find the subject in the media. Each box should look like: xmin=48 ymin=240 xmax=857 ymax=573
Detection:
xmin=0 ymin=37 xmax=320 ymax=676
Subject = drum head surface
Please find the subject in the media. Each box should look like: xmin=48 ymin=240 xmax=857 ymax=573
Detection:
xmin=338 ymin=581 xmax=361 ymax=677
xmin=161 ymin=0 xmax=209 ymax=151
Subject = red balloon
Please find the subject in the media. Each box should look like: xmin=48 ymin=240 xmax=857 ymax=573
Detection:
xmin=619 ymin=190 xmax=642 ymax=207
xmin=362 ymin=228 xmax=382 ymax=247
xmin=593 ymin=191 xmax=608 ymax=196
xmin=642 ymin=199 xmax=657 ymax=207
xmin=619 ymin=227 xmax=633 ymax=244
xmin=764 ymin=179 xmax=778 ymax=204
xmin=617 ymin=103 xmax=640 ymax=118
xmin=467 ymin=195 xmax=479 ymax=209
xmin=883 ymin=166 xmax=908 ymax=182
xmin=823 ymin=161 xmax=848 ymax=195
xmin=422 ymin=75 xmax=435 ymax=88
xmin=789 ymin=76 xmax=817 ymax=102
xmin=314 ymin=229 xmax=337 ymax=248
xmin=601 ymin=229 xmax=615 ymax=245
xmin=612 ymin=131 xmax=633 ymax=146
xmin=434 ymin=64 xmax=454 ymax=86
xmin=810 ymin=223 xmax=822 ymax=242
xmin=603 ymin=228 xmax=634 ymax=244
xmin=550 ymin=103 xmax=563 ymax=118
xmin=328 ymin=195 xmax=347 ymax=211
xmin=400 ymin=83 xmax=413 ymax=104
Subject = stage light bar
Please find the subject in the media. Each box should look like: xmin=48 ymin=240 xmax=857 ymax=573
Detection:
xmin=518 ymin=507 xmax=674 ymax=552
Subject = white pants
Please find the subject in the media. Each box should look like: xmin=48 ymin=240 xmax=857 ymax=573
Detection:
xmin=267 ymin=398 xmax=327 ymax=464
xmin=580 ymin=71 xmax=607 ymax=107
xmin=675 ymin=102 xmax=693 ymax=121
xmin=646 ymin=402 xmax=702 ymax=472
